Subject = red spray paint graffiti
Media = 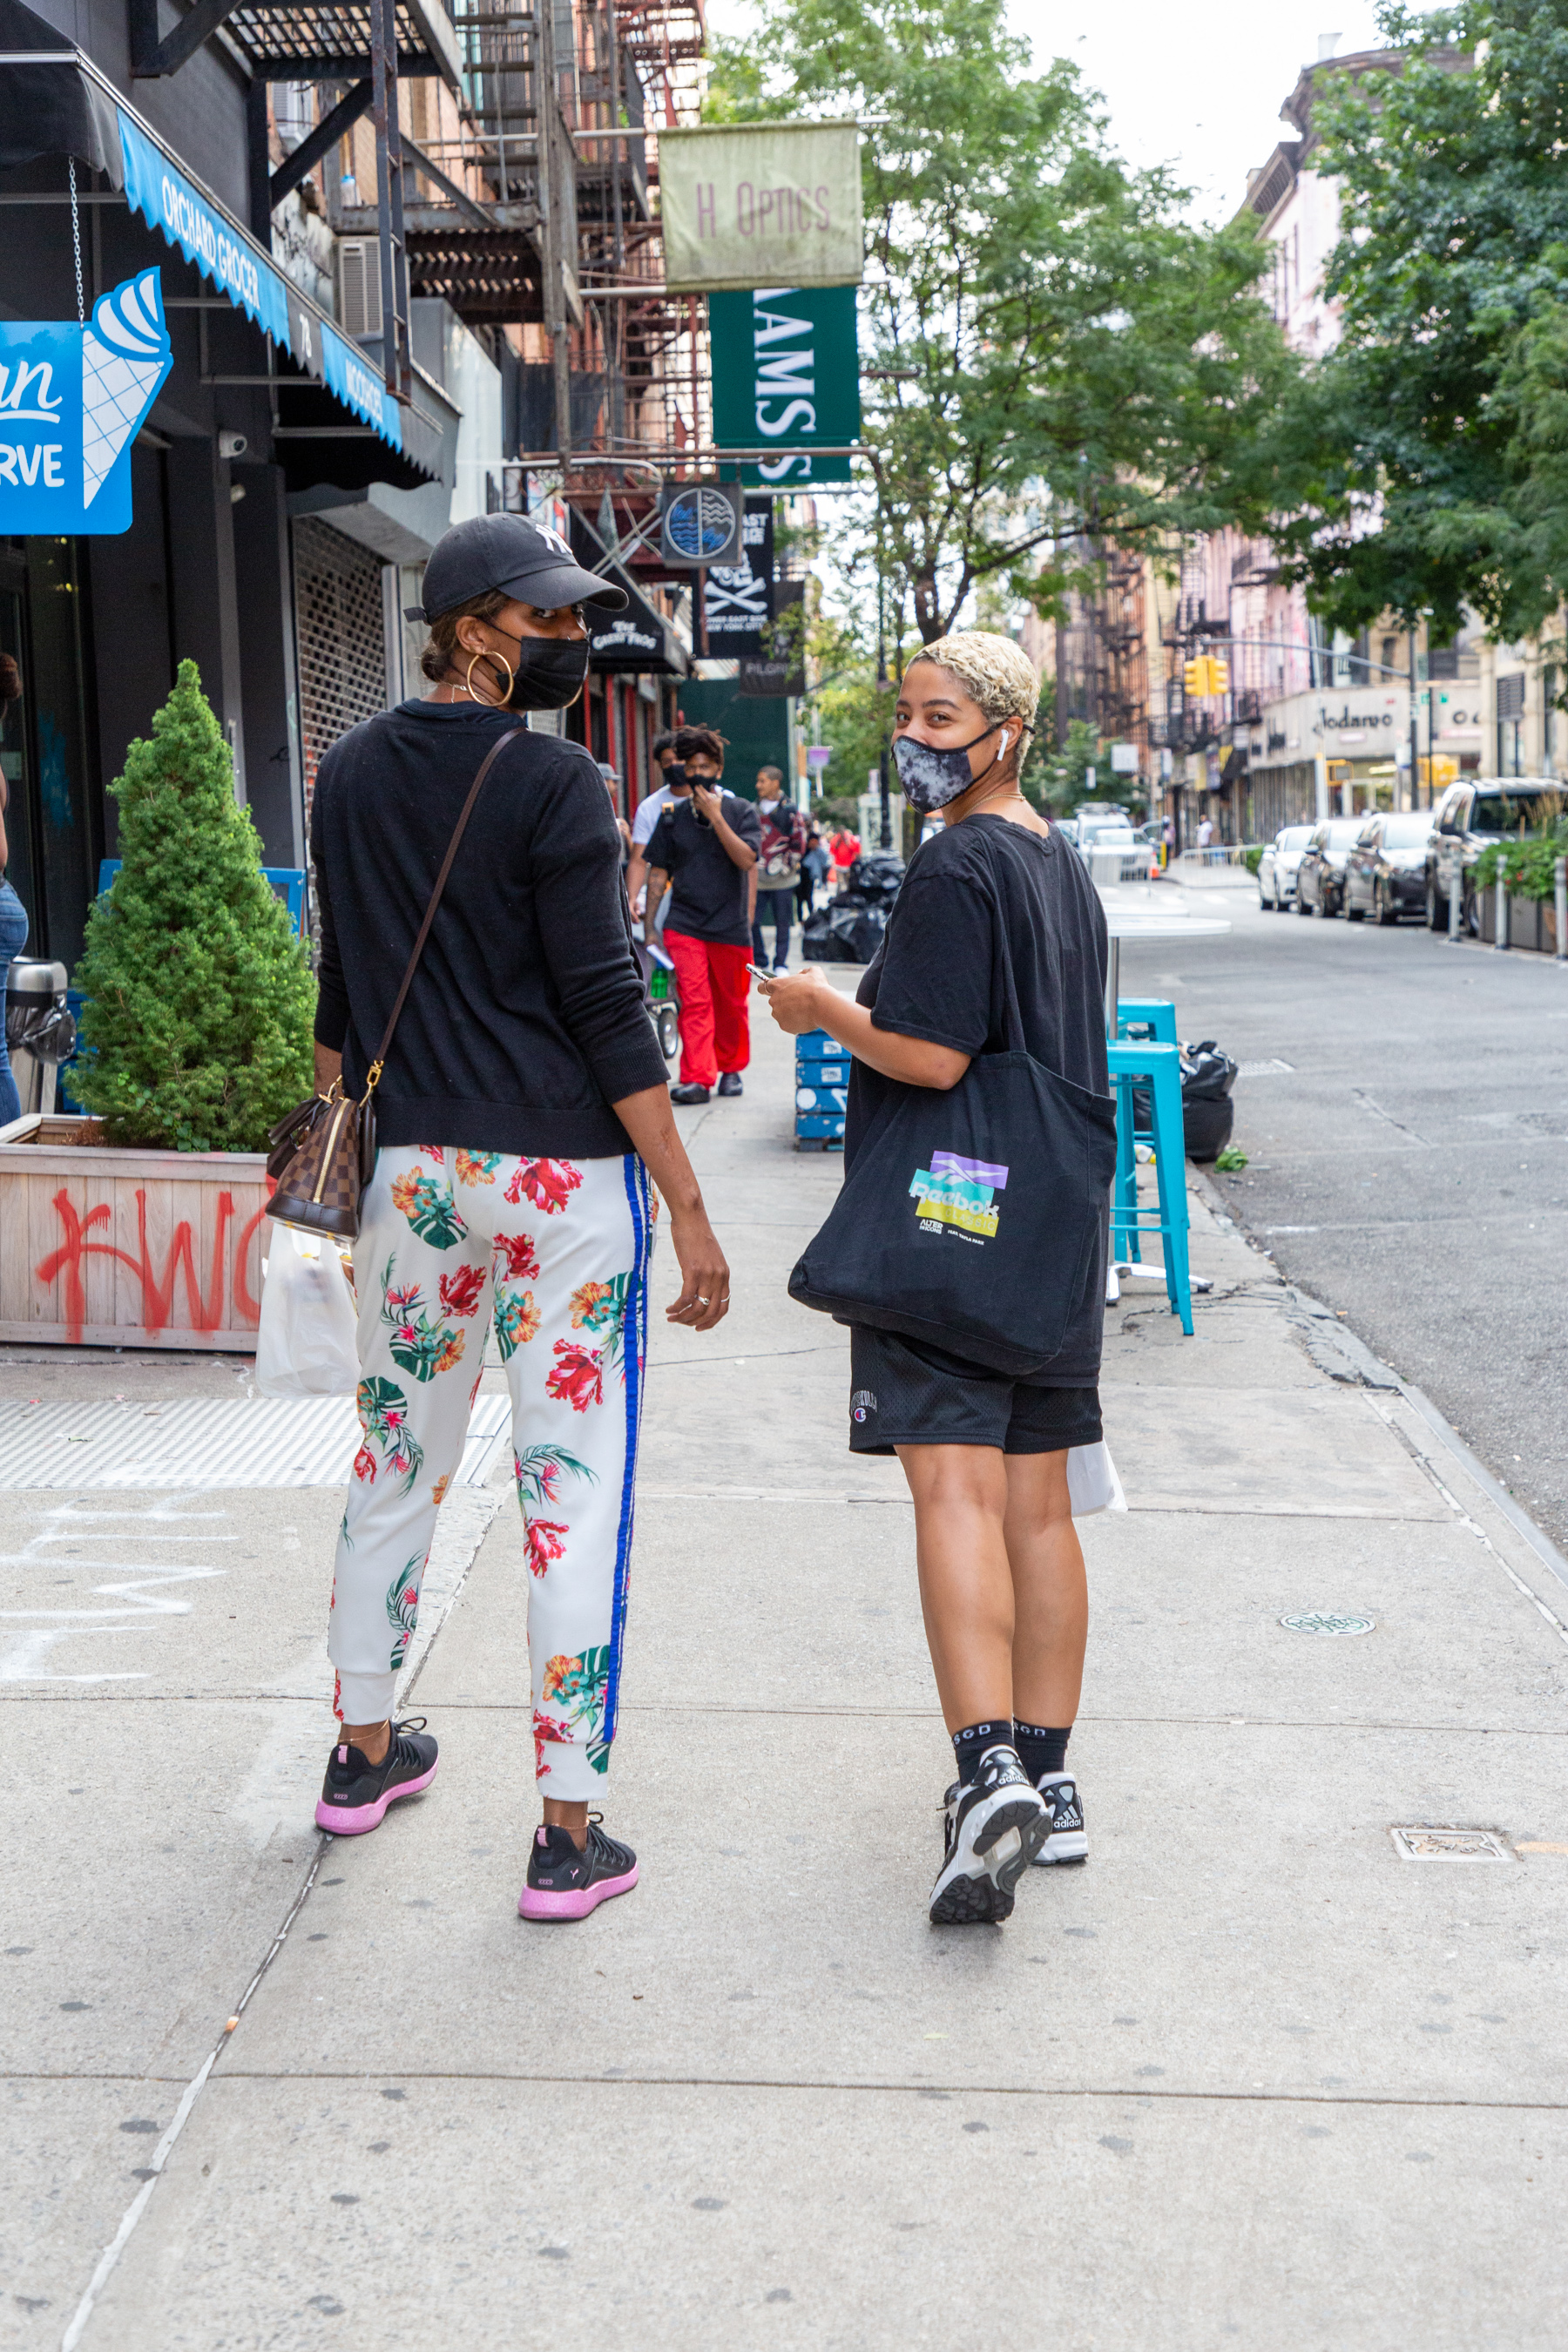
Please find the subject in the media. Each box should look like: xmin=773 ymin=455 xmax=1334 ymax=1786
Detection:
xmin=35 ymin=1186 xmax=274 ymax=1344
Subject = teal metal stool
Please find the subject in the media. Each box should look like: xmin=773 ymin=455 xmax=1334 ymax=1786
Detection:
xmin=1117 ymin=997 xmax=1178 ymax=1044
xmin=1106 ymin=1039 xmax=1193 ymax=1335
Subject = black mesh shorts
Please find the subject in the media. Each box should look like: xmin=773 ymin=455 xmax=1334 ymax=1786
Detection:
xmin=848 ymin=1326 xmax=1102 ymax=1456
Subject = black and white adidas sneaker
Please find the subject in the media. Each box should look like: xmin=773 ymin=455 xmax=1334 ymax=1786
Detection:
xmin=1029 ymin=1772 xmax=1087 ymax=1867
xmin=930 ymin=1744 xmax=1054 ymax=1925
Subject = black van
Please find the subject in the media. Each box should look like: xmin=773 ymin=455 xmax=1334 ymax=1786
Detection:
xmin=1423 ymin=777 xmax=1568 ymax=931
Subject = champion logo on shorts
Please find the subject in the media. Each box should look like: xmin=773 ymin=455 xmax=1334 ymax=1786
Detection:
xmin=910 ymin=1151 xmax=1009 ymax=1241
xmin=850 ymin=1389 xmax=877 ymax=1423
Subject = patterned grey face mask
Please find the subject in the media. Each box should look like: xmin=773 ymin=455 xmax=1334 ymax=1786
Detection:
xmin=892 ymin=722 xmax=1010 ymax=812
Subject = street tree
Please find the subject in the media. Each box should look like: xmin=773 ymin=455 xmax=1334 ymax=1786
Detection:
xmin=1269 ymin=1 xmax=1568 ymax=645
xmin=706 ymin=0 xmax=1300 ymax=639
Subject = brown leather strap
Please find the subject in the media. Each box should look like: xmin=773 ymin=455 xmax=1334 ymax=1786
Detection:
xmin=362 ymin=725 xmax=524 ymax=1092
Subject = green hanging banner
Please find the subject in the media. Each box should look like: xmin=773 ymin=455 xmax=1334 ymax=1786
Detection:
xmin=708 ymin=286 xmax=861 ymax=486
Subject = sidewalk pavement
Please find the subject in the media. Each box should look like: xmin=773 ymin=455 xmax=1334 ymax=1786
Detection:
xmin=4 ymin=983 xmax=1567 ymax=2349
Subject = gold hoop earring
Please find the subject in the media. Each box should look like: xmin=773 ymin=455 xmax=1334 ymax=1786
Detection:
xmin=463 ymin=649 xmax=513 ymax=705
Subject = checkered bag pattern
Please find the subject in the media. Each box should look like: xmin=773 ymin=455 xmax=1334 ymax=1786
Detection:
xmin=267 ymin=1091 xmax=374 ymax=1239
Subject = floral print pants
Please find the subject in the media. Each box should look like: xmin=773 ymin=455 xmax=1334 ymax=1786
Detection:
xmin=330 ymin=1144 xmax=653 ymax=1801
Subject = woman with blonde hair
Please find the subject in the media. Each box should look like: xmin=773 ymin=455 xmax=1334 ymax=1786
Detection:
xmin=763 ymin=630 xmax=1112 ymax=1925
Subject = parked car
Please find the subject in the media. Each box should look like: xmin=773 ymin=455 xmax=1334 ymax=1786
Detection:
xmin=1295 ymin=817 xmax=1369 ymax=916
xmin=1424 ymin=777 xmax=1568 ymax=931
xmin=1072 ymin=808 xmax=1156 ymax=881
xmin=1343 ymin=812 xmax=1435 ymax=923
xmin=1257 ymin=823 xmax=1315 ymax=910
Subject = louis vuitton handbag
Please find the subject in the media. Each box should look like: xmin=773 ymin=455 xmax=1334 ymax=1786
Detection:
xmin=266 ymin=726 xmax=524 ymax=1239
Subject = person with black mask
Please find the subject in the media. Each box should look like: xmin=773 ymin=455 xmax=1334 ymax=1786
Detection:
xmin=308 ymin=511 xmax=732 ymax=1923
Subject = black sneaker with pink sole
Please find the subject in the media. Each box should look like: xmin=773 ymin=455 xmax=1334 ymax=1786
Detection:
xmin=518 ymin=1816 xmax=639 ymax=1921
xmin=314 ymin=1717 xmax=439 ymax=1835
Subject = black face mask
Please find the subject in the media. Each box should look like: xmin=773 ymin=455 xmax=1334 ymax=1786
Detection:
xmin=664 ymin=762 xmax=686 ymax=788
xmin=477 ymin=630 xmax=590 ymax=712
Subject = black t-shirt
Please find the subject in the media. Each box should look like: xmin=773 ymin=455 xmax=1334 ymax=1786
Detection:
xmin=646 ymin=791 xmax=763 ymax=946
xmin=846 ymin=814 xmax=1110 ymax=1382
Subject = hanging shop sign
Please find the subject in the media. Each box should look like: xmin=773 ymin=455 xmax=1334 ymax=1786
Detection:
xmin=0 ymin=269 xmax=172 ymax=535
xmin=659 ymin=480 xmax=744 ymax=567
xmin=703 ymin=497 xmax=774 ymax=658
xmin=659 ymin=120 xmax=863 ymax=294
xmin=739 ymin=579 xmax=806 ymax=698
xmin=709 ymin=286 xmax=860 ymax=484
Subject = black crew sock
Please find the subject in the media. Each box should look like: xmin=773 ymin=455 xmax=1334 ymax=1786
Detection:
xmin=1013 ymin=1721 xmax=1071 ymax=1785
xmin=951 ymin=1720 xmax=1017 ymax=1786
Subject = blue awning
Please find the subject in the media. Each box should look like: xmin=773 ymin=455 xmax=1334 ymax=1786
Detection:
xmin=0 ymin=0 xmax=421 ymax=468
xmin=115 ymin=105 xmax=404 ymax=452
xmin=117 ymin=109 xmax=290 ymax=349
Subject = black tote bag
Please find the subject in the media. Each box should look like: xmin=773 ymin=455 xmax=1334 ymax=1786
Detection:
xmin=787 ymin=871 xmax=1118 ymax=1378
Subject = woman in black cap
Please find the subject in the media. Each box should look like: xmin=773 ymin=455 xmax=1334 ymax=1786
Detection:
xmin=308 ymin=512 xmax=730 ymax=1923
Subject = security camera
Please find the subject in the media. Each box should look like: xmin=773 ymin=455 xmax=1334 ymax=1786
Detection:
xmin=218 ymin=429 xmax=248 ymax=460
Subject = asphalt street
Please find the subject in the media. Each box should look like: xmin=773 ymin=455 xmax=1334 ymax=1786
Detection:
xmin=1119 ymin=875 xmax=1568 ymax=1553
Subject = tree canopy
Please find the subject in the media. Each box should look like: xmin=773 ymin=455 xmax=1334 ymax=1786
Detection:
xmin=1270 ymin=1 xmax=1568 ymax=644
xmin=706 ymin=0 xmax=1300 ymax=639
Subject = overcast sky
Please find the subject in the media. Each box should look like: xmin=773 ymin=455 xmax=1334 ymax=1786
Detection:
xmin=1041 ymin=1 xmax=1389 ymax=220
xmin=705 ymin=1 xmax=1394 ymax=225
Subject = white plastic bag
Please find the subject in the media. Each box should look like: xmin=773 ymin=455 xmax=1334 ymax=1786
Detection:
xmin=1067 ymin=1441 xmax=1126 ymax=1519
xmin=255 ymin=1227 xmax=361 ymax=1398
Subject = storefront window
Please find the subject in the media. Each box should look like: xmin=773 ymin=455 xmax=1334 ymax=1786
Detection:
xmin=0 ymin=538 xmax=98 ymax=975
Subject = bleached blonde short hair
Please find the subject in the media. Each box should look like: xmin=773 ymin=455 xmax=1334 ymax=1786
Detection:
xmin=904 ymin=632 xmax=1041 ymax=731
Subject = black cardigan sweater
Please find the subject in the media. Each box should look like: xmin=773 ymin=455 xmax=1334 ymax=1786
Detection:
xmin=312 ymin=700 xmax=667 ymax=1158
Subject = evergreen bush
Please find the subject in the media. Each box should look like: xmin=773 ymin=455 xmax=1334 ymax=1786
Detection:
xmin=72 ymin=659 xmax=314 ymax=1151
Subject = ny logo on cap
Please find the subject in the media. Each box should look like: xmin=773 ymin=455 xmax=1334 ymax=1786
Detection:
xmin=537 ymin=524 xmax=572 ymax=558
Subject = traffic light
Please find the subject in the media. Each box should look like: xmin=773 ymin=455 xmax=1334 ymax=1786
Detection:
xmin=1181 ymin=653 xmax=1231 ymax=698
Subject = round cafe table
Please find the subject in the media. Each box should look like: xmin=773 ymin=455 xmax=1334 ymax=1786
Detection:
xmin=1098 ymin=889 xmax=1232 ymax=1036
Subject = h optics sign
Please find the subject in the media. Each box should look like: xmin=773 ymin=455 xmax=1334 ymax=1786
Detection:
xmin=709 ymin=285 xmax=860 ymax=483
xmin=659 ymin=120 xmax=863 ymax=294
xmin=0 ymin=271 xmax=172 ymax=536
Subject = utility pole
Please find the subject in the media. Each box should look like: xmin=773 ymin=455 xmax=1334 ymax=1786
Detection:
xmin=1408 ymin=623 xmax=1421 ymax=810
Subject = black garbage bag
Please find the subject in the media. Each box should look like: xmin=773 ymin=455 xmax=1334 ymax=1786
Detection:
xmin=802 ymin=902 xmax=890 ymax=964
xmin=1131 ymin=1038 xmax=1239 ymax=1163
xmin=847 ymin=853 xmax=905 ymax=905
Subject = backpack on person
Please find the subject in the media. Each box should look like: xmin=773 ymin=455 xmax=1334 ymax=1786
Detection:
xmin=760 ymin=803 xmax=807 ymax=890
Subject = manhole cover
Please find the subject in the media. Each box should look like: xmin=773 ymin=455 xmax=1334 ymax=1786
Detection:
xmin=1389 ymin=1827 xmax=1513 ymax=1863
xmin=1281 ymin=1612 xmax=1375 ymax=1637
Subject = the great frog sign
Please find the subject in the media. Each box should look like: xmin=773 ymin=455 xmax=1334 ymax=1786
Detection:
xmin=0 ymin=270 xmax=173 ymax=535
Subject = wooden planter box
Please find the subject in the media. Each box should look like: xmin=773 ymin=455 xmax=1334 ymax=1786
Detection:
xmin=0 ymin=1114 xmax=270 ymax=1351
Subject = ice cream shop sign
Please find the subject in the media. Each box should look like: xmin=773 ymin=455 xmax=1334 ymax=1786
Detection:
xmin=0 ymin=270 xmax=172 ymax=533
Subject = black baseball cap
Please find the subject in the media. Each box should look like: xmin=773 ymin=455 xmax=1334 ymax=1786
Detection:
xmin=406 ymin=511 xmax=627 ymax=623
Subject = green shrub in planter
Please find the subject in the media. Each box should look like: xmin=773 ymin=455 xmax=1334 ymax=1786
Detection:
xmin=1473 ymin=826 xmax=1568 ymax=902
xmin=71 ymin=660 xmax=314 ymax=1152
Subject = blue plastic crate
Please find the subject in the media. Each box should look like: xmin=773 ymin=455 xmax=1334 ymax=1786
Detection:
xmin=97 ymin=859 xmax=308 ymax=938
xmin=795 ymin=1112 xmax=845 ymax=1147
xmin=795 ymin=1083 xmax=847 ymax=1114
xmin=795 ymin=1028 xmax=848 ymax=1064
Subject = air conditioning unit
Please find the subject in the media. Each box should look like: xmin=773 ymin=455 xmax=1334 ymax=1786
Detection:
xmin=337 ymin=240 xmax=382 ymax=338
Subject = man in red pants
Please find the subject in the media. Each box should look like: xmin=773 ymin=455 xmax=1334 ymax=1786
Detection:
xmin=644 ymin=727 xmax=762 ymax=1105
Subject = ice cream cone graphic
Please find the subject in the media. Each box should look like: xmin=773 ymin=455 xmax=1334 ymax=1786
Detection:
xmin=81 ymin=273 xmax=172 ymax=509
